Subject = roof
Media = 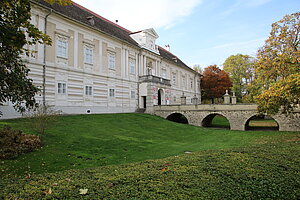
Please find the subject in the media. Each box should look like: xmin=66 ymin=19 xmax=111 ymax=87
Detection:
xmin=158 ymin=46 xmax=196 ymax=73
xmin=33 ymin=0 xmax=139 ymax=47
xmin=33 ymin=0 xmax=197 ymax=74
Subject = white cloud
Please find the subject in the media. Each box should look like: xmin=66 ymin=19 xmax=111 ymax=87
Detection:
xmin=212 ymin=38 xmax=265 ymax=51
xmin=221 ymin=0 xmax=273 ymax=16
xmin=187 ymin=38 xmax=266 ymax=67
xmin=72 ymin=0 xmax=202 ymax=31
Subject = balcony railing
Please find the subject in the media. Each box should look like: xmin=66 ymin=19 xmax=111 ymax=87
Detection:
xmin=139 ymin=75 xmax=171 ymax=86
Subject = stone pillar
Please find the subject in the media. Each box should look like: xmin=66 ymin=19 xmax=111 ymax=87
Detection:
xmin=181 ymin=92 xmax=186 ymax=105
xmin=224 ymin=90 xmax=230 ymax=104
xmin=231 ymin=92 xmax=237 ymax=104
xmin=192 ymin=95 xmax=198 ymax=105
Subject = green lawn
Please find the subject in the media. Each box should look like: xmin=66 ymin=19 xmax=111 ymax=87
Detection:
xmin=0 ymin=113 xmax=295 ymax=179
xmin=211 ymin=115 xmax=230 ymax=128
xmin=2 ymin=134 xmax=299 ymax=199
xmin=0 ymin=113 xmax=299 ymax=199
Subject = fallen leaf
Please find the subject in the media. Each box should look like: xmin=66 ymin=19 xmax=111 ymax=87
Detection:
xmin=79 ymin=188 xmax=88 ymax=195
xmin=107 ymin=183 xmax=115 ymax=188
xmin=43 ymin=188 xmax=52 ymax=195
xmin=161 ymin=167 xmax=168 ymax=172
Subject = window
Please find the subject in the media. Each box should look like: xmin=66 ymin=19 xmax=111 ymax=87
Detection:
xmin=57 ymin=83 xmax=66 ymax=94
xmin=161 ymin=69 xmax=166 ymax=79
xmin=197 ymin=80 xmax=200 ymax=90
xmin=182 ymin=76 xmax=186 ymax=88
xmin=57 ymin=38 xmax=68 ymax=58
xmin=172 ymin=74 xmax=176 ymax=85
xmin=129 ymin=58 xmax=135 ymax=74
xmin=84 ymin=47 xmax=93 ymax=64
xmin=190 ymin=79 xmax=193 ymax=89
xmin=109 ymin=89 xmax=115 ymax=97
xmin=131 ymin=91 xmax=135 ymax=99
xmin=85 ymin=86 xmax=92 ymax=96
xmin=108 ymin=53 xmax=115 ymax=69
xmin=147 ymin=67 xmax=152 ymax=75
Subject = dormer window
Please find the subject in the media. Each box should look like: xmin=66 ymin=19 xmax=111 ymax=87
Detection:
xmin=129 ymin=28 xmax=160 ymax=54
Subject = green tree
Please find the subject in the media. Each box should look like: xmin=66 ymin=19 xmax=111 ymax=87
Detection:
xmin=0 ymin=0 xmax=70 ymax=115
xmin=223 ymin=54 xmax=254 ymax=102
xmin=192 ymin=64 xmax=203 ymax=74
xmin=253 ymin=12 xmax=300 ymax=114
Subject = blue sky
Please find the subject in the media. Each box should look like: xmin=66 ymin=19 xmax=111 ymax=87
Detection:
xmin=73 ymin=0 xmax=299 ymax=68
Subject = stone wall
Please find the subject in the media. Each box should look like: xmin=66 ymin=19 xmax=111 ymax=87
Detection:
xmin=154 ymin=105 xmax=300 ymax=132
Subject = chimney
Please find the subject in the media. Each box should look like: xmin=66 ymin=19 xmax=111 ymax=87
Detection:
xmin=165 ymin=44 xmax=170 ymax=52
xmin=86 ymin=16 xmax=95 ymax=26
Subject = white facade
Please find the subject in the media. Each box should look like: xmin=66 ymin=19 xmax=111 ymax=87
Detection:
xmin=0 ymin=1 xmax=201 ymax=119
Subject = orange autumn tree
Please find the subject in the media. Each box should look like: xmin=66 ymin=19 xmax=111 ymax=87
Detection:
xmin=201 ymin=65 xmax=232 ymax=104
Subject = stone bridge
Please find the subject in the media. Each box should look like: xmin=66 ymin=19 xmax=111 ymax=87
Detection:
xmin=153 ymin=104 xmax=300 ymax=132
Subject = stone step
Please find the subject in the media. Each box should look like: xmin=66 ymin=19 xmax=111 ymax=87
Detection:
xmin=136 ymin=108 xmax=146 ymax=113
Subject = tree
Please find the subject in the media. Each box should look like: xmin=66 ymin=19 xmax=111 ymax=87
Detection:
xmin=201 ymin=65 xmax=232 ymax=104
xmin=223 ymin=54 xmax=254 ymax=101
xmin=255 ymin=74 xmax=300 ymax=114
xmin=192 ymin=64 xmax=203 ymax=74
xmin=0 ymin=0 xmax=70 ymax=115
xmin=253 ymin=12 xmax=300 ymax=114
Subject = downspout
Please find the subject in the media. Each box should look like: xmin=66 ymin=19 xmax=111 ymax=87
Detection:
xmin=137 ymin=51 xmax=141 ymax=109
xmin=43 ymin=9 xmax=53 ymax=109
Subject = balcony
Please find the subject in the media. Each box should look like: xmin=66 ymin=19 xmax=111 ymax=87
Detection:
xmin=139 ymin=75 xmax=171 ymax=86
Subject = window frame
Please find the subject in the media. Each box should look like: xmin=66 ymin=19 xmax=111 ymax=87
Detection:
xmin=56 ymin=37 xmax=68 ymax=59
xmin=85 ymin=85 xmax=93 ymax=96
xmin=161 ymin=69 xmax=167 ymax=79
xmin=57 ymin=82 xmax=67 ymax=94
xmin=108 ymin=53 xmax=116 ymax=70
xmin=130 ymin=90 xmax=135 ymax=99
xmin=109 ymin=88 xmax=115 ymax=97
xmin=172 ymin=74 xmax=176 ymax=86
xmin=129 ymin=58 xmax=136 ymax=74
xmin=84 ymin=46 xmax=93 ymax=65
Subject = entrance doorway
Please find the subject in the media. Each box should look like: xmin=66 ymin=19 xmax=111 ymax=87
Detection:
xmin=158 ymin=89 xmax=164 ymax=105
xmin=142 ymin=96 xmax=146 ymax=108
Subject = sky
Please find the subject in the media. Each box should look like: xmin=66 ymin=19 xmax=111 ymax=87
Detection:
xmin=72 ymin=0 xmax=299 ymax=69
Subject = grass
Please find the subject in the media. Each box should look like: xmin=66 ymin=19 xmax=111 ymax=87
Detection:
xmin=212 ymin=115 xmax=279 ymax=129
xmin=211 ymin=115 xmax=230 ymax=128
xmin=0 ymin=113 xmax=294 ymax=178
xmin=0 ymin=113 xmax=299 ymax=199
xmin=249 ymin=119 xmax=278 ymax=127
xmin=1 ymin=134 xmax=299 ymax=199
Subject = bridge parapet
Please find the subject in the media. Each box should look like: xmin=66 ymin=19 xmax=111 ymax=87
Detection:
xmin=154 ymin=104 xmax=258 ymax=112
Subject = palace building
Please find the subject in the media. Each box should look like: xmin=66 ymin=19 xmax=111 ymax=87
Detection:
xmin=1 ymin=0 xmax=201 ymax=119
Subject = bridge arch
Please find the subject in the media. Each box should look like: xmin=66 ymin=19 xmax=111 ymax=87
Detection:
xmin=245 ymin=114 xmax=279 ymax=131
xmin=201 ymin=113 xmax=231 ymax=129
xmin=245 ymin=114 xmax=280 ymax=131
xmin=166 ymin=112 xmax=189 ymax=124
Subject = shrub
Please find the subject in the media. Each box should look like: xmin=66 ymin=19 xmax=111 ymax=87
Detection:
xmin=0 ymin=126 xmax=42 ymax=160
xmin=26 ymin=104 xmax=62 ymax=134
